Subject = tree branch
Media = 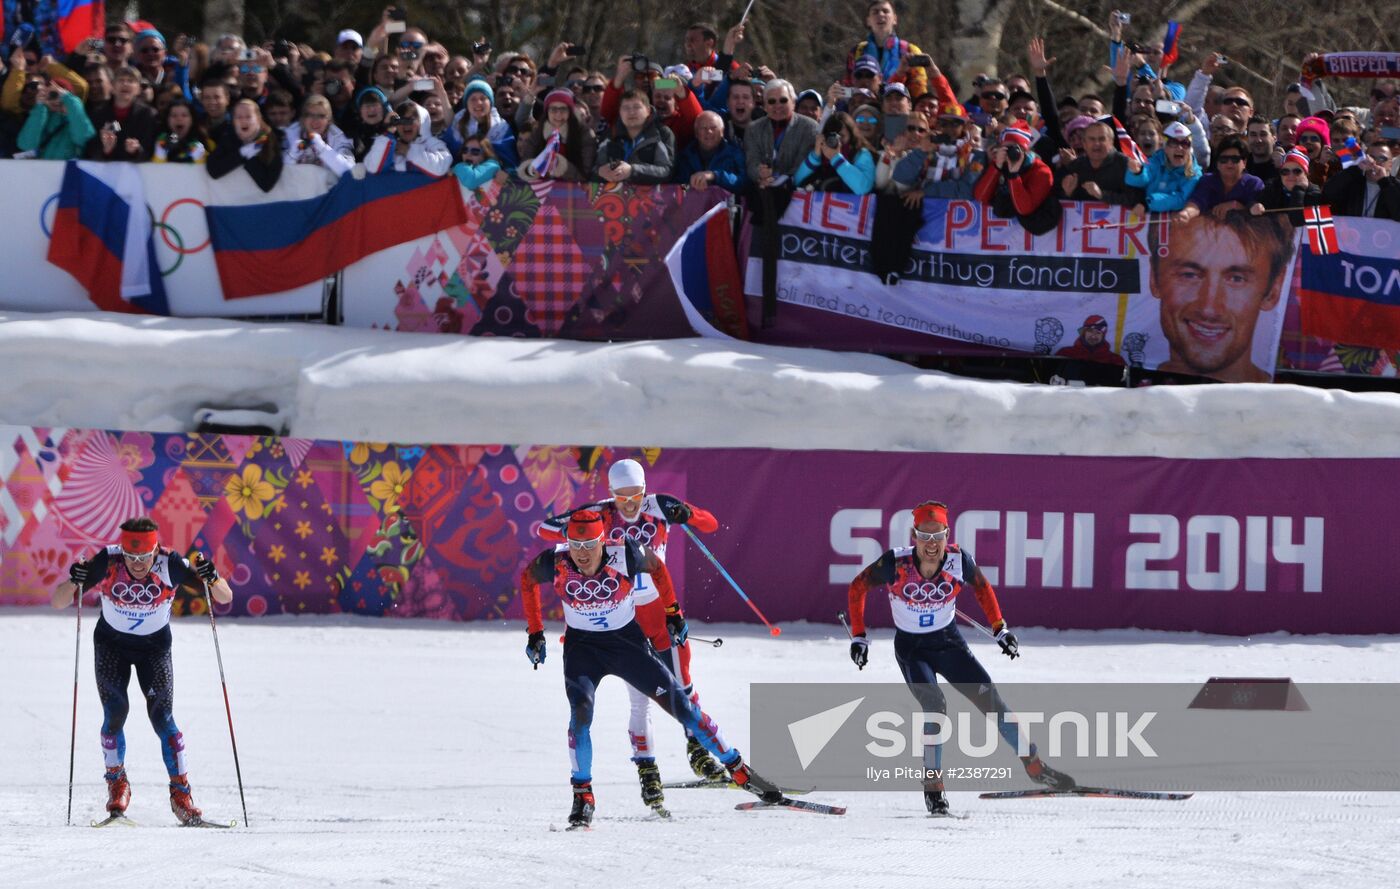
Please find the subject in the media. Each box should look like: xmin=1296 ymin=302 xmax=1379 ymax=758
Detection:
xmin=1031 ymin=0 xmax=1113 ymax=41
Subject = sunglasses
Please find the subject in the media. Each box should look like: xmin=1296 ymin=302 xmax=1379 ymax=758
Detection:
xmin=854 ymin=70 xmax=877 ymax=78
xmin=1216 ymin=155 xmax=1244 ymax=163
xmin=239 ymin=64 xmax=263 ymax=74
xmin=1167 ymin=138 xmax=1191 ymax=148
xmin=567 ymin=535 xmax=604 ymax=551
xmin=612 ymin=490 xmax=646 ymax=503
xmin=766 ymin=97 xmax=788 ymax=105
xmin=982 ymin=92 xmax=1007 ymax=101
xmin=1298 ymin=135 xmax=1323 ymax=144
xmin=1221 ymin=97 xmax=1251 ymax=107
xmin=507 ymin=67 xmax=532 ymax=77
xmin=1281 ymin=167 xmax=1305 ymax=176
xmin=854 ymin=115 xmax=879 ymax=124
xmin=400 ymin=41 xmax=426 ymax=49
xmin=912 ymin=528 xmax=949 ymax=543
xmin=120 ymin=548 xmax=157 ymax=561
xmin=581 ymin=84 xmax=605 ymax=93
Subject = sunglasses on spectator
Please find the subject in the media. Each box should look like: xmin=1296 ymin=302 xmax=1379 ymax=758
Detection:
xmin=1221 ymin=97 xmax=1251 ymax=107
xmin=912 ymin=528 xmax=949 ymax=542
xmin=1281 ymin=167 xmax=1305 ymax=176
xmin=1297 ymin=134 xmax=1323 ymax=144
xmin=1216 ymin=155 xmax=1244 ymax=164
xmin=766 ymin=97 xmax=789 ymax=105
xmin=507 ymin=67 xmax=532 ymax=77
xmin=982 ymin=92 xmax=1007 ymax=101
xmin=581 ymin=84 xmax=605 ymax=93
xmin=567 ymin=535 xmax=604 ymax=551
xmin=239 ymin=64 xmax=263 ymax=74
xmin=1167 ymin=138 xmax=1191 ymax=148
xmin=854 ymin=115 xmax=878 ymax=124
xmin=400 ymin=41 xmax=425 ymax=49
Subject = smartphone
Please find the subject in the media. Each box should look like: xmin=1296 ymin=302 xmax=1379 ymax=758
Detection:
xmin=907 ymin=54 xmax=932 ymax=68
xmin=240 ymin=49 xmax=257 ymax=61
xmin=472 ymin=41 xmax=491 ymax=56
xmin=883 ymin=113 xmax=908 ymax=143
xmin=1154 ymin=99 xmax=1179 ymax=116
xmin=701 ymin=68 xmax=724 ymax=83
xmin=1380 ymin=126 xmax=1400 ymax=141
xmin=653 ymin=77 xmax=679 ymax=91
xmin=565 ymin=44 xmax=586 ymax=56
xmin=839 ymin=86 xmax=854 ymax=99
xmin=388 ymin=5 xmax=407 ymax=20
xmin=413 ymin=78 xmax=433 ymax=91
xmin=385 ymin=21 xmax=406 ymax=34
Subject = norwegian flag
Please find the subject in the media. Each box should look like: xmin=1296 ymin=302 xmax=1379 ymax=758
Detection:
xmin=1108 ymin=115 xmax=1146 ymax=166
xmin=528 ymin=130 xmax=562 ymax=178
xmin=1303 ymin=205 xmax=1339 ymax=255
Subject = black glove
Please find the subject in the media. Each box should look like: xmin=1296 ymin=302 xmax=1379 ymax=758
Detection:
xmin=662 ymin=498 xmax=693 ymax=524
xmin=526 ymin=630 xmax=547 ymax=668
xmin=995 ymin=626 xmax=1020 ymax=660
xmin=666 ymin=608 xmax=689 ymax=647
xmin=850 ymin=635 xmax=869 ymax=669
xmin=195 ymin=557 xmax=219 ymax=584
xmin=68 ymin=561 xmax=90 ymax=588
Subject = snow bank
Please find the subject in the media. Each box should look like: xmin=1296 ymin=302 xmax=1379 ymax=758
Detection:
xmin=3 ymin=310 xmax=1399 ymax=458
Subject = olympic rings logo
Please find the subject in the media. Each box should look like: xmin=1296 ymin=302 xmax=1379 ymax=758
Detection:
xmin=901 ymin=581 xmax=956 ymax=604
xmin=564 ymin=576 xmax=621 ymax=602
xmin=40 ymin=195 xmax=210 ymax=277
xmin=110 ymin=581 xmax=163 ymax=606
xmin=609 ymin=522 xmax=658 ymax=545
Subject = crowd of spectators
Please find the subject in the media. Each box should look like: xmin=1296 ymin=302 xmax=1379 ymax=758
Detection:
xmin=1 ymin=2 xmax=1396 ymax=222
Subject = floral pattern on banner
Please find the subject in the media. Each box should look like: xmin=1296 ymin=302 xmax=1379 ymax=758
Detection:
xmin=0 ymin=426 xmax=669 ymax=621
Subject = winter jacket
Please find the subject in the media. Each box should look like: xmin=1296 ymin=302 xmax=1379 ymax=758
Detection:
xmin=207 ymin=127 xmax=285 ymax=192
xmin=453 ymin=159 xmax=502 ymax=191
xmin=1253 ymin=178 xmax=1322 ymax=227
xmin=282 ymin=122 xmax=355 ymax=178
xmin=973 ymin=155 xmax=1061 ymax=235
xmin=16 ymin=93 xmax=95 ymax=159
xmin=744 ymin=113 xmax=820 ymax=183
xmin=452 ymin=107 xmax=518 ymax=170
xmin=595 ymin=119 xmax=676 ymax=184
xmin=1058 ymin=152 xmax=1144 ymax=207
xmin=365 ymin=103 xmax=453 ymax=177
xmin=518 ymin=123 xmax=597 ymax=182
xmin=674 ymin=138 xmax=748 ymax=192
xmin=794 ymin=146 xmax=877 ymax=194
xmin=1124 ymin=149 xmax=1201 ymax=211
xmin=84 ymin=100 xmax=159 ymax=161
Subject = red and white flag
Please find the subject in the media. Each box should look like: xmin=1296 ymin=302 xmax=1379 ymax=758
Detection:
xmin=1303 ymin=205 xmax=1339 ymax=255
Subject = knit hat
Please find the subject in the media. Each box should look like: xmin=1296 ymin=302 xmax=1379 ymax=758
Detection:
xmin=1282 ymin=148 xmax=1311 ymax=171
xmin=1081 ymin=314 xmax=1109 ymax=330
xmin=134 ymin=29 xmax=165 ymax=46
xmin=567 ymin=510 xmax=606 ymax=542
xmin=463 ymin=78 xmax=495 ymax=104
xmin=355 ymin=85 xmax=388 ymax=108
xmin=607 ymin=459 xmax=646 ymax=491
xmin=1000 ymin=121 xmax=1034 ymax=150
xmin=543 ymin=88 xmax=575 ymax=110
xmin=1162 ymin=120 xmax=1192 ymax=141
xmin=936 ymin=101 xmax=969 ymax=121
xmin=1295 ymin=116 xmax=1331 ymax=147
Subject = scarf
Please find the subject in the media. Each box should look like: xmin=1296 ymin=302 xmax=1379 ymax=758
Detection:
xmin=861 ymin=32 xmax=906 ymax=82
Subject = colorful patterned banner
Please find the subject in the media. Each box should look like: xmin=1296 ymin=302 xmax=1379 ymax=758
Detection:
xmin=3 ymin=427 xmax=1398 ymax=635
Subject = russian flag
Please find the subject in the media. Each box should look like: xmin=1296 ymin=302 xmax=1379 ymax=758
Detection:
xmin=57 ymin=0 xmax=105 ymax=53
xmin=1301 ymin=220 xmax=1400 ymax=350
xmin=1334 ymin=137 xmax=1362 ymax=169
xmin=664 ymin=202 xmax=749 ymax=339
xmin=1160 ymin=22 xmax=1182 ymax=68
xmin=204 ymin=173 xmax=468 ymax=299
xmin=47 ymin=161 xmax=168 ymax=315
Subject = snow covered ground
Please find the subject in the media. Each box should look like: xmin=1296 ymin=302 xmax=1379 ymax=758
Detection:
xmin=2 ymin=610 xmax=1396 ymax=889
xmin=5 ymin=310 xmax=1400 ymax=458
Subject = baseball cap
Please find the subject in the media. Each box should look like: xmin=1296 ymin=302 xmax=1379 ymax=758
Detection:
xmin=937 ymin=101 xmax=969 ymax=121
xmin=796 ymin=88 xmax=824 ymax=108
xmin=1162 ymin=120 xmax=1191 ymax=141
xmin=337 ymin=29 xmax=364 ymax=47
xmin=881 ymin=82 xmax=909 ymax=98
xmin=853 ymin=58 xmax=881 ymax=76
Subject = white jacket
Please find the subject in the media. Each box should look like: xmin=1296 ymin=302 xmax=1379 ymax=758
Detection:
xmin=282 ymin=122 xmax=355 ymax=177
xmin=364 ymin=103 xmax=453 ymax=177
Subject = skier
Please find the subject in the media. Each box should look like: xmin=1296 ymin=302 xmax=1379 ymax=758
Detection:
xmin=52 ymin=516 xmax=232 ymax=825
xmin=539 ymin=458 xmax=726 ymax=812
xmin=521 ymin=509 xmax=782 ymax=828
xmin=846 ymin=500 xmax=1075 ymax=816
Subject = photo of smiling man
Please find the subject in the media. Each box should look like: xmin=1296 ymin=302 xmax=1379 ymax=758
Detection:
xmin=1146 ymin=213 xmax=1296 ymax=382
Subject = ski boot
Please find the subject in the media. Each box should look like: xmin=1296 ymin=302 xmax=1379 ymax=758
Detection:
xmin=636 ymin=759 xmax=667 ymax=813
xmin=686 ymin=735 xmax=726 ymax=781
xmin=568 ymin=783 xmax=595 ymax=830
xmin=169 ymin=774 xmax=203 ymax=825
xmin=728 ymin=760 xmax=784 ymax=804
xmin=923 ymin=779 xmax=949 ymax=816
xmin=104 ymin=767 xmax=130 ymax=815
xmin=1022 ymin=743 xmax=1076 ymax=791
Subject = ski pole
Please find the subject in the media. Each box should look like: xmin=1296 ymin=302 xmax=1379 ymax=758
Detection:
xmin=680 ymin=525 xmax=781 ymax=636
xmin=955 ymin=609 xmax=996 ymax=640
xmin=689 ymin=636 xmax=723 ymax=648
xmin=836 ymin=611 xmax=854 ymax=639
xmin=65 ymin=578 xmax=83 ymax=827
xmin=197 ymin=556 xmax=249 ymax=828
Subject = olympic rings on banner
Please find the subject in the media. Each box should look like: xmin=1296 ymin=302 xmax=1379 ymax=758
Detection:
xmin=39 ymin=192 xmax=59 ymax=238
xmin=159 ymin=198 xmax=210 ymax=254
xmin=152 ymin=222 xmax=185 ymax=276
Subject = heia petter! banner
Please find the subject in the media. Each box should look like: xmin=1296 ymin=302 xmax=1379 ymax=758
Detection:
xmin=744 ymin=193 xmax=1299 ymax=382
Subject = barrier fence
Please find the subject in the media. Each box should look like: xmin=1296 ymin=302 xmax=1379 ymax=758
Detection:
xmin=2 ymin=425 xmax=1394 ymax=635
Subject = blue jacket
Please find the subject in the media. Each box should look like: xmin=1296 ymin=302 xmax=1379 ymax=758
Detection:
xmin=794 ymin=147 xmax=876 ymax=195
xmin=674 ymin=138 xmax=748 ymax=192
xmin=453 ymin=159 xmax=502 ymax=190
xmin=1124 ymin=149 xmax=1201 ymax=212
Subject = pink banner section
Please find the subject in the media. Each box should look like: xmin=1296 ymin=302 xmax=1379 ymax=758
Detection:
xmin=2 ymin=427 xmax=1393 ymax=635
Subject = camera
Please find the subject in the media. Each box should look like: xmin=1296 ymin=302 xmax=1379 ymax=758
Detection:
xmin=907 ymin=54 xmax=932 ymax=68
xmin=1004 ymin=144 xmax=1023 ymax=164
xmin=472 ymin=41 xmax=491 ymax=56
xmin=628 ymin=53 xmax=649 ymax=73
xmin=102 ymin=120 xmax=121 ymax=134
xmin=701 ymin=68 xmax=724 ymax=84
xmin=324 ymin=78 xmax=342 ymax=97
xmin=240 ymin=49 xmax=257 ymax=61
xmin=824 ymin=132 xmax=841 ymax=148
xmin=273 ymin=39 xmax=295 ymax=60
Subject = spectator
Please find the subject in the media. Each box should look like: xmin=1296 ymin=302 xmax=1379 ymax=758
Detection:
xmin=596 ymin=89 xmax=675 ymax=185
xmin=1218 ymin=87 xmax=1253 ymax=128
xmin=16 ymin=74 xmax=95 ymax=160
xmin=263 ymin=90 xmax=296 ymax=130
xmin=84 ymin=64 xmax=112 ymax=112
xmin=1275 ymin=113 xmax=1300 ymax=151
xmin=348 ymin=86 xmax=390 ymax=160
xmin=578 ymin=71 xmax=608 ymax=135
xmin=153 ymin=82 xmax=184 ymax=118
xmin=919 ymin=103 xmax=985 ymax=198
xmin=970 ymin=78 xmax=1008 ymax=130
xmin=850 ymin=57 xmax=883 ymax=97
xmin=675 ymin=109 xmax=747 ymax=192
xmin=725 ymin=78 xmax=760 ymax=144
xmin=4 ymin=46 xmax=86 ymax=116
xmin=1294 ymin=115 xmax=1339 ymax=186
xmin=334 ymin=30 xmax=364 ymax=68
xmin=0 ymin=69 xmax=42 ymax=156
xmin=370 ymin=54 xmax=402 ymax=94
xmin=1008 ymin=90 xmax=1037 ymax=119
xmin=881 ymin=82 xmax=912 ymax=118
xmin=973 ymin=120 xmax=1061 ymax=235
xmin=1058 ymin=120 xmax=1143 ymax=207
xmin=518 ymin=88 xmax=596 ymax=182
xmin=1244 ymin=115 xmax=1279 ymax=182
xmin=86 ymin=66 xmax=157 ymax=161
xmin=796 ymin=112 xmax=876 ymax=194
xmin=1322 ymin=142 xmax=1400 ymax=221
xmin=686 ymin=21 xmax=744 ymax=108
xmin=1063 ymin=114 xmax=1094 ymax=155
xmin=494 ymin=79 xmax=522 ymax=124
xmin=319 ymin=61 xmax=358 ymax=130
xmin=844 ymin=1 xmax=928 ymax=99
xmin=198 ymin=77 xmax=232 ymax=137
xmin=795 ymin=89 xmax=824 ymax=122
xmin=207 ymin=99 xmax=284 ymax=191
xmin=1208 ymin=113 xmax=1240 ymax=150
xmin=1248 ymin=148 xmax=1321 ymax=226
xmin=744 ymin=79 xmax=820 ymax=189
xmin=103 ymin=22 xmax=134 ymax=70
xmin=452 ymin=134 xmax=508 ymax=191
xmin=852 ymin=103 xmax=882 ymax=152
xmin=419 ymin=79 xmax=459 ymax=156
xmin=1133 ymin=114 xmax=1163 ymax=157
xmin=453 ymin=80 xmax=518 ymax=171
xmin=283 ymin=94 xmax=354 ymax=178
xmin=1184 ymin=134 xmax=1264 ymax=219
xmin=152 ymin=99 xmax=211 ymax=163
xmin=395 ymin=28 xmax=431 ymax=80
xmin=650 ymin=74 xmax=703 ymax=150
xmin=365 ymin=100 xmax=452 ymax=176
xmin=1124 ymin=120 xmax=1201 ymax=217
xmin=132 ymin=30 xmax=168 ymax=87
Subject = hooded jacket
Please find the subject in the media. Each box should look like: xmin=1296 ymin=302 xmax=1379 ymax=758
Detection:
xmin=364 ymin=102 xmax=453 ymax=176
xmin=282 ymin=121 xmax=355 ymax=178
xmin=1124 ymin=148 xmax=1201 ymax=211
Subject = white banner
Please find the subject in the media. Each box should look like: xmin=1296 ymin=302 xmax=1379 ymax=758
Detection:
xmin=745 ymin=193 xmax=1299 ymax=382
xmin=0 ymin=159 xmax=330 ymax=317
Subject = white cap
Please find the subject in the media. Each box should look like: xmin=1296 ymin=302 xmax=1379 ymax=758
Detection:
xmin=663 ymin=64 xmax=693 ymax=83
xmin=337 ymin=29 xmax=364 ymax=47
xmin=608 ymin=459 xmax=646 ymax=491
xmin=1162 ymin=121 xmax=1191 ymax=141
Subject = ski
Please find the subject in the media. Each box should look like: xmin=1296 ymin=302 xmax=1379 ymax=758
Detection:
xmin=979 ymin=787 xmax=1193 ymax=801
xmin=735 ymin=797 xmax=846 ymax=815
xmin=649 ymin=804 xmax=672 ymax=820
xmin=663 ymin=778 xmax=811 ymax=795
xmin=183 ymin=816 xmax=237 ymax=828
xmin=90 ymin=813 xmax=137 ymax=828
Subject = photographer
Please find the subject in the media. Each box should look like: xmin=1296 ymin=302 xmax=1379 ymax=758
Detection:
xmin=16 ymin=74 xmax=95 ymax=160
xmin=973 ymin=121 xmax=1061 ymax=235
xmin=152 ymin=99 xmax=211 ymax=163
xmin=283 ymin=94 xmax=354 ymax=179
xmin=364 ymin=100 xmax=452 ymax=176
xmin=795 ymin=112 xmax=875 ymax=194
